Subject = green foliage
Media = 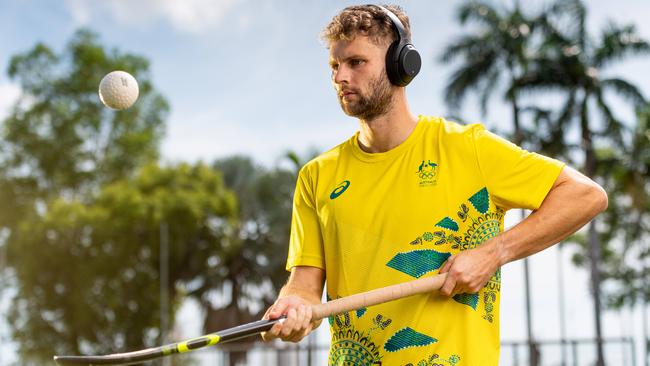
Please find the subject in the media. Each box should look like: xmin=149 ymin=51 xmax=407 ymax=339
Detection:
xmin=6 ymin=162 xmax=236 ymax=364
xmin=0 ymin=26 xmax=309 ymax=366
xmin=0 ymin=27 xmax=309 ymax=366
xmin=593 ymin=106 xmax=650 ymax=307
xmin=445 ymin=0 xmax=650 ymax=313
xmin=0 ymin=28 xmax=174 ymax=364
xmin=201 ymin=157 xmax=295 ymax=325
xmin=2 ymin=28 xmax=168 ymax=202
xmin=441 ymin=0 xmax=538 ymax=124
xmin=526 ymin=0 xmax=650 ymax=310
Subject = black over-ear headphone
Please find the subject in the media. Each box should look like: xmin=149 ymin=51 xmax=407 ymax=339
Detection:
xmin=374 ymin=5 xmax=421 ymax=86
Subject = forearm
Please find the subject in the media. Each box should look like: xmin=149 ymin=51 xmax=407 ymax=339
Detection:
xmin=492 ymin=167 xmax=608 ymax=266
xmin=278 ymin=280 xmax=323 ymax=304
xmin=277 ymin=265 xmax=325 ymax=305
xmin=439 ymin=167 xmax=607 ymax=297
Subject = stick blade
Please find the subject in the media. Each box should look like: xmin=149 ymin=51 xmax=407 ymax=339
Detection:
xmin=54 ymin=345 xmax=165 ymax=365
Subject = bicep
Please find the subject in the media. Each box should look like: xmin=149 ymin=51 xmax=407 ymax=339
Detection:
xmin=549 ymin=165 xmax=598 ymax=190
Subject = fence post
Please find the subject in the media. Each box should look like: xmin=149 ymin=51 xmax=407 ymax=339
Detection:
xmin=571 ymin=340 xmax=578 ymax=366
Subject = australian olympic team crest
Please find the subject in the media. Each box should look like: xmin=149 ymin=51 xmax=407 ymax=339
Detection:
xmin=416 ymin=160 xmax=438 ymax=187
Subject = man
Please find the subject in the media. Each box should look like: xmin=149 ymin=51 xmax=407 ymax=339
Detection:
xmin=262 ymin=4 xmax=607 ymax=365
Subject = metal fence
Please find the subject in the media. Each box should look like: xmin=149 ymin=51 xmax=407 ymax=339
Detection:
xmin=500 ymin=338 xmax=636 ymax=366
xmin=180 ymin=337 xmax=641 ymax=366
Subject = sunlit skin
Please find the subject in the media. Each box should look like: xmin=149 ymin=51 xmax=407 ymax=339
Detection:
xmin=329 ymin=35 xmax=419 ymax=154
xmin=261 ymin=35 xmax=608 ymax=344
xmin=330 ymin=37 xmax=393 ymax=121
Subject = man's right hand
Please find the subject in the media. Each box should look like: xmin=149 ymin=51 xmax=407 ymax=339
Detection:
xmin=261 ymin=295 xmax=317 ymax=343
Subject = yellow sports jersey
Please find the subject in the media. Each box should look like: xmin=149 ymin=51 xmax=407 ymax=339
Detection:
xmin=287 ymin=116 xmax=564 ymax=366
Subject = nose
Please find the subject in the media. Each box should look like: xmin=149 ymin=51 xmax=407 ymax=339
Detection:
xmin=332 ymin=65 xmax=350 ymax=86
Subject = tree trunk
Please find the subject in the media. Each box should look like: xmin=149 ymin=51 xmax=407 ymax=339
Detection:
xmin=558 ymin=243 xmax=568 ymax=366
xmin=511 ymin=84 xmax=538 ymax=366
xmin=581 ymin=97 xmax=605 ymax=366
xmin=641 ymin=294 xmax=650 ymax=366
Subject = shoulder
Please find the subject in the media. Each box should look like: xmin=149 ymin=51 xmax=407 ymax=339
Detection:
xmin=419 ymin=115 xmax=486 ymax=143
xmin=298 ymin=138 xmax=350 ymax=182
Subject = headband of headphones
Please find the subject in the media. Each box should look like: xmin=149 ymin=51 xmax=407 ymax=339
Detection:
xmin=375 ymin=4 xmax=411 ymax=43
xmin=373 ymin=4 xmax=421 ymax=86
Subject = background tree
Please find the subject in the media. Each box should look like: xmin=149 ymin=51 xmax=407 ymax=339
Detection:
xmin=6 ymin=162 xmax=237 ymax=365
xmin=517 ymin=1 xmax=650 ymax=363
xmin=590 ymin=105 xmax=650 ymax=363
xmin=197 ymin=156 xmax=296 ymax=365
xmin=0 ymin=27 xmax=308 ymax=365
xmin=441 ymin=0 xmax=538 ymax=142
xmin=1 ymin=29 xmax=168 ymax=201
xmin=0 ymin=29 xmax=186 ymax=365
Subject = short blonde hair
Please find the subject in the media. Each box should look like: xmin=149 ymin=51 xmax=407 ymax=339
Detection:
xmin=321 ymin=4 xmax=412 ymax=47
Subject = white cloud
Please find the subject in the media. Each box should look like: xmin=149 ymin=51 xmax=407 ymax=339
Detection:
xmin=64 ymin=0 xmax=239 ymax=34
xmin=0 ymin=82 xmax=21 ymax=121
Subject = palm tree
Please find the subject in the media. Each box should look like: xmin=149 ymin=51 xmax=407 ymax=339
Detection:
xmin=441 ymin=2 xmax=544 ymax=363
xmin=521 ymin=105 xmax=581 ymax=366
xmin=441 ymin=0 xmax=538 ymax=143
xmin=201 ymin=156 xmax=296 ymax=366
xmin=596 ymin=106 xmax=650 ymax=365
xmin=517 ymin=1 xmax=650 ymax=363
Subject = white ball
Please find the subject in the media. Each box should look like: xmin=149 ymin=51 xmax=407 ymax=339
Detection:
xmin=98 ymin=71 xmax=139 ymax=110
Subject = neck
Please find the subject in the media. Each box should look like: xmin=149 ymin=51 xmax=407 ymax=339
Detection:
xmin=357 ymin=91 xmax=418 ymax=153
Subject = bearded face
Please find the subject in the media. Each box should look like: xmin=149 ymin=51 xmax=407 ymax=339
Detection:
xmin=337 ymin=71 xmax=395 ymax=121
xmin=329 ymin=36 xmax=397 ymax=121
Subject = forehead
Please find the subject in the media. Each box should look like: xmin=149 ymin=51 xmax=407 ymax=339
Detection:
xmin=328 ymin=36 xmax=386 ymax=62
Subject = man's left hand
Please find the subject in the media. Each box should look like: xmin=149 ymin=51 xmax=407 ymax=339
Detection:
xmin=438 ymin=237 xmax=503 ymax=297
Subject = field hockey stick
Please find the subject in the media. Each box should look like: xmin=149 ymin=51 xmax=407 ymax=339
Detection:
xmin=54 ymin=273 xmax=447 ymax=365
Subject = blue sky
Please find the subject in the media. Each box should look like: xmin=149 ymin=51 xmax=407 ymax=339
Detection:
xmin=2 ymin=0 xmax=650 ymax=166
xmin=1 ymin=0 xmax=650 ymax=364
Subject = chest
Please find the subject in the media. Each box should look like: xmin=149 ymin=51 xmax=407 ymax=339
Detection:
xmin=315 ymin=146 xmax=482 ymax=234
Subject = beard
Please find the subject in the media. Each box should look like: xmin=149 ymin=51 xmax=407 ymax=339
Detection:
xmin=337 ymin=74 xmax=394 ymax=120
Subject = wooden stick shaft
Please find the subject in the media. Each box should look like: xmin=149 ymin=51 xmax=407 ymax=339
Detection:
xmin=311 ymin=273 xmax=447 ymax=320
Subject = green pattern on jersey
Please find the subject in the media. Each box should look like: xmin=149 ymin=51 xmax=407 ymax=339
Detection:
xmin=386 ymin=250 xmax=451 ymax=278
xmin=384 ymin=327 xmax=438 ymax=352
xmin=468 ymin=188 xmax=490 ymax=214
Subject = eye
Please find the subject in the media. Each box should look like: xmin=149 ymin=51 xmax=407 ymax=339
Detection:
xmin=350 ymin=59 xmax=364 ymax=67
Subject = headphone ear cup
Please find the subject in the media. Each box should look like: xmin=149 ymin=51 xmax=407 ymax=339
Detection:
xmin=386 ymin=41 xmax=421 ymax=87
xmin=385 ymin=40 xmax=401 ymax=86
xmin=398 ymin=44 xmax=421 ymax=86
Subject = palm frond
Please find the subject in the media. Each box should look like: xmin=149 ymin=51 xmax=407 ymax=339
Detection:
xmin=458 ymin=1 xmax=501 ymax=27
xmin=601 ymin=78 xmax=647 ymax=109
xmin=443 ymin=51 xmax=498 ymax=110
xmin=594 ymin=24 xmax=650 ymax=68
xmin=479 ymin=68 xmax=501 ymax=117
xmin=594 ymin=90 xmax=627 ymax=150
xmin=440 ymin=33 xmax=491 ymax=63
xmin=544 ymin=0 xmax=586 ymax=43
xmin=515 ymin=57 xmax=575 ymax=92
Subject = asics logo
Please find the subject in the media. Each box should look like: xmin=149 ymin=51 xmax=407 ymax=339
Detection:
xmin=330 ymin=180 xmax=350 ymax=199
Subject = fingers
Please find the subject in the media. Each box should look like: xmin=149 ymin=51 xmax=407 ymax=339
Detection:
xmin=281 ymin=305 xmax=313 ymax=342
xmin=439 ymin=255 xmax=454 ymax=274
xmin=262 ymin=303 xmax=313 ymax=343
xmin=266 ymin=301 xmax=289 ymax=320
xmin=261 ymin=301 xmax=289 ymax=342
xmin=288 ymin=305 xmax=313 ymax=342
xmin=440 ymin=271 xmax=457 ymax=297
xmin=261 ymin=319 xmax=284 ymax=342
xmin=439 ymin=255 xmax=456 ymax=296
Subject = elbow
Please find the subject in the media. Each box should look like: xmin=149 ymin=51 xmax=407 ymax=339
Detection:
xmin=588 ymin=182 xmax=608 ymax=214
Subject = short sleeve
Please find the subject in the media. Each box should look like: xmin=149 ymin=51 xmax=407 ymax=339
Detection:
xmin=286 ymin=166 xmax=326 ymax=271
xmin=473 ymin=126 xmax=565 ymax=211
